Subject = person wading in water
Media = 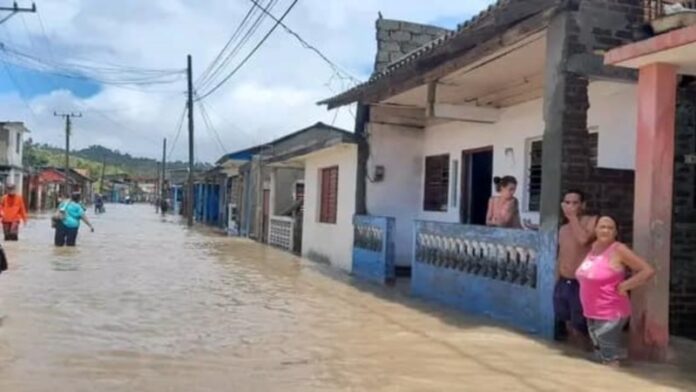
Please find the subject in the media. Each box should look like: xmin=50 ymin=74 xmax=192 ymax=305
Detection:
xmin=54 ymin=192 xmax=94 ymax=247
xmin=0 ymin=184 xmax=27 ymax=241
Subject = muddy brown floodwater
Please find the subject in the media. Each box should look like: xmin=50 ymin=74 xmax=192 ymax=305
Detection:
xmin=0 ymin=204 xmax=695 ymax=391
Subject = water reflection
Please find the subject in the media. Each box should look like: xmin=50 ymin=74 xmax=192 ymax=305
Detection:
xmin=0 ymin=204 xmax=693 ymax=392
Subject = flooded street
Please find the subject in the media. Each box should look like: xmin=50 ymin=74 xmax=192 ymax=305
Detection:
xmin=0 ymin=204 xmax=694 ymax=391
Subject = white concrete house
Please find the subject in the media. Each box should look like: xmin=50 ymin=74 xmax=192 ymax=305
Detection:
xmin=263 ymin=124 xmax=357 ymax=272
xmin=0 ymin=122 xmax=29 ymax=193
xmin=318 ymin=2 xmax=649 ymax=337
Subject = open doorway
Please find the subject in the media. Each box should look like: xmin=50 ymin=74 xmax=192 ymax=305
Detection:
xmin=460 ymin=147 xmax=493 ymax=225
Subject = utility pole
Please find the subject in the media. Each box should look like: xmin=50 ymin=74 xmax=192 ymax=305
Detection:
xmin=186 ymin=54 xmax=195 ymax=227
xmin=54 ymin=112 xmax=82 ymax=197
xmin=161 ymin=137 xmax=167 ymax=208
xmin=0 ymin=2 xmax=36 ymax=25
xmin=99 ymin=155 xmax=106 ymax=195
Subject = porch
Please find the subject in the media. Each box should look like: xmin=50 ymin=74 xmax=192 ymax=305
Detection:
xmin=321 ymin=1 xmax=649 ymax=341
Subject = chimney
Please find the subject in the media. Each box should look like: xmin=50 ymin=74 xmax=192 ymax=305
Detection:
xmin=373 ymin=18 xmax=450 ymax=74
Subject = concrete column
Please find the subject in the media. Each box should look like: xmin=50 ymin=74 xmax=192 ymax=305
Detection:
xmin=630 ymin=63 xmax=677 ymax=361
xmin=537 ymin=11 xmax=571 ymax=339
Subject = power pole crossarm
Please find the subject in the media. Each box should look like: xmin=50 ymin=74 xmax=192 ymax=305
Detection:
xmin=0 ymin=2 xmax=36 ymax=25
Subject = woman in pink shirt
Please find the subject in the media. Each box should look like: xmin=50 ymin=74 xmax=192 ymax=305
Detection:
xmin=575 ymin=216 xmax=655 ymax=366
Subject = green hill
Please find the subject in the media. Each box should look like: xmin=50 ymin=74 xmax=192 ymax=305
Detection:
xmin=23 ymin=139 xmax=211 ymax=180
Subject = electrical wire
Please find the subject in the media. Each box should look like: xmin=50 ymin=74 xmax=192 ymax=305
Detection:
xmin=167 ymin=104 xmax=188 ymax=160
xmin=197 ymin=98 xmax=228 ymax=156
xmin=195 ymin=0 xmax=299 ymax=101
xmin=195 ymin=2 xmax=259 ymax=86
xmin=36 ymin=11 xmax=56 ymax=60
xmin=0 ymin=43 xmax=186 ymax=88
xmin=248 ymin=0 xmax=360 ymax=85
xmin=0 ymin=54 xmax=40 ymax=123
xmin=196 ymin=0 xmax=278 ymax=92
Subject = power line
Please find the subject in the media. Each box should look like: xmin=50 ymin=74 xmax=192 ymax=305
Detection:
xmin=196 ymin=0 xmax=278 ymax=92
xmin=248 ymin=0 xmax=360 ymax=85
xmin=35 ymin=10 xmax=55 ymax=60
xmin=196 ymin=98 xmax=228 ymax=156
xmin=0 ymin=42 xmax=186 ymax=88
xmin=167 ymin=104 xmax=187 ymax=160
xmin=0 ymin=56 xmax=39 ymax=122
xmin=195 ymin=0 xmax=299 ymax=101
xmin=195 ymin=2 xmax=259 ymax=86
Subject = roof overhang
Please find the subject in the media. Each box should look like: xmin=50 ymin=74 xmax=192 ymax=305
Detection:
xmin=319 ymin=1 xmax=558 ymax=110
xmin=605 ymin=23 xmax=696 ymax=75
xmin=265 ymin=134 xmax=357 ymax=168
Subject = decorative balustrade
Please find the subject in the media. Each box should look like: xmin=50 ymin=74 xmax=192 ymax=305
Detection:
xmin=352 ymin=215 xmax=395 ymax=284
xmin=645 ymin=0 xmax=696 ymax=21
xmin=269 ymin=216 xmax=294 ymax=251
xmin=354 ymin=223 xmax=384 ymax=252
xmin=414 ymin=222 xmax=539 ymax=289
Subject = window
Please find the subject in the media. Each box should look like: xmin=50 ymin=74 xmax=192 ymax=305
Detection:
xmin=295 ymin=182 xmax=305 ymax=202
xmin=16 ymin=132 xmax=21 ymax=154
xmin=588 ymin=132 xmax=599 ymax=167
xmin=423 ymin=154 xmax=450 ymax=212
xmin=526 ymin=133 xmax=599 ymax=212
xmin=527 ymin=140 xmax=543 ymax=212
xmin=319 ymin=167 xmax=338 ymax=224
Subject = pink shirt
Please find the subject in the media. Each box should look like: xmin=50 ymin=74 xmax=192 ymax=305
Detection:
xmin=575 ymin=242 xmax=631 ymax=320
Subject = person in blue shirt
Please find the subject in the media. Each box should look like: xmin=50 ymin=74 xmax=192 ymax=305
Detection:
xmin=54 ymin=192 xmax=94 ymax=247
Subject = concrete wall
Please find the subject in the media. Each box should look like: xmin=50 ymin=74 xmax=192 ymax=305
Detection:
xmin=302 ymin=144 xmax=357 ymax=272
xmin=365 ymin=123 xmax=424 ymax=266
xmin=1 ymin=124 xmax=24 ymax=168
xmin=671 ymin=86 xmax=696 ymax=340
xmin=588 ymin=81 xmax=637 ymax=170
xmin=270 ymin=167 xmax=304 ymax=216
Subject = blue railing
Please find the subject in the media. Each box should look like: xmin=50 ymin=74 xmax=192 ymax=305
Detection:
xmin=352 ymin=215 xmax=395 ymax=284
xmin=412 ymin=221 xmax=542 ymax=333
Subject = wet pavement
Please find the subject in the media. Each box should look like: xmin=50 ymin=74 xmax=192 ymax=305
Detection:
xmin=0 ymin=204 xmax=695 ymax=391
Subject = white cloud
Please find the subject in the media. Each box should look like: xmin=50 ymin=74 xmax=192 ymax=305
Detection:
xmin=0 ymin=0 xmax=496 ymax=161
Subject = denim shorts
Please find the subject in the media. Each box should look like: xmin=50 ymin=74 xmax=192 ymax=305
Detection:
xmin=587 ymin=318 xmax=629 ymax=363
xmin=553 ymin=279 xmax=587 ymax=333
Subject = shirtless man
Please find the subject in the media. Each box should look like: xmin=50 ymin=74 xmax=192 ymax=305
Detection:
xmin=554 ymin=190 xmax=597 ymax=345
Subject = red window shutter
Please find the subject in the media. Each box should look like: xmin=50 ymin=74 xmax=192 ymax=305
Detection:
xmin=320 ymin=167 xmax=339 ymax=223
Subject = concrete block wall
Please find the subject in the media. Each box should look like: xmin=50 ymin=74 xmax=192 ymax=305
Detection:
xmin=558 ymin=1 xmax=641 ymax=241
xmin=671 ymin=86 xmax=696 ymax=340
xmin=577 ymin=0 xmax=645 ymax=51
xmin=374 ymin=18 xmax=449 ymax=74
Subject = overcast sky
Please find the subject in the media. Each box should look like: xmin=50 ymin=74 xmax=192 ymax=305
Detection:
xmin=0 ymin=0 xmax=495 ymax=162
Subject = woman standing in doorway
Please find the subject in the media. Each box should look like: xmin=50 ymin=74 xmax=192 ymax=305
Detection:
xmin=576 ymin=216 xmax=655 ymax=366
xmin=485 ymin=176 xmax=522 ymax=229
xmin=55 ymin=192 xmax=94 ymax=247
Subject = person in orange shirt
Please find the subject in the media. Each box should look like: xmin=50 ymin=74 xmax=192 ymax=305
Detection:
xmin=0 ymin=184 xmax=27 ymax=241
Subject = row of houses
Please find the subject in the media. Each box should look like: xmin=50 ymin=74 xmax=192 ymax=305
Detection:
xmin=0 ymin=121 xmax=163 ymax=209
xmin=0 ymin=122 xmax=96 ymax=209
xmin=179 ymin=0 xmax=696 ymax=360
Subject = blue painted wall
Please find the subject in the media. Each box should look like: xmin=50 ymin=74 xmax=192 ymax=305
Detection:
xmin=352 ymin=215 xmax=396 ymax=285
xmin=410 ymin=221 xmax=548 ymax=335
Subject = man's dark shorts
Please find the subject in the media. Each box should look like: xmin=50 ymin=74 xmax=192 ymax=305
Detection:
xmin=554 ymin=278 xmax=587 ymax=334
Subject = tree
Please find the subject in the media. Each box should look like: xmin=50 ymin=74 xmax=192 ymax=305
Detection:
xmin=23 ymin=139 xmax=49 ymax=168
